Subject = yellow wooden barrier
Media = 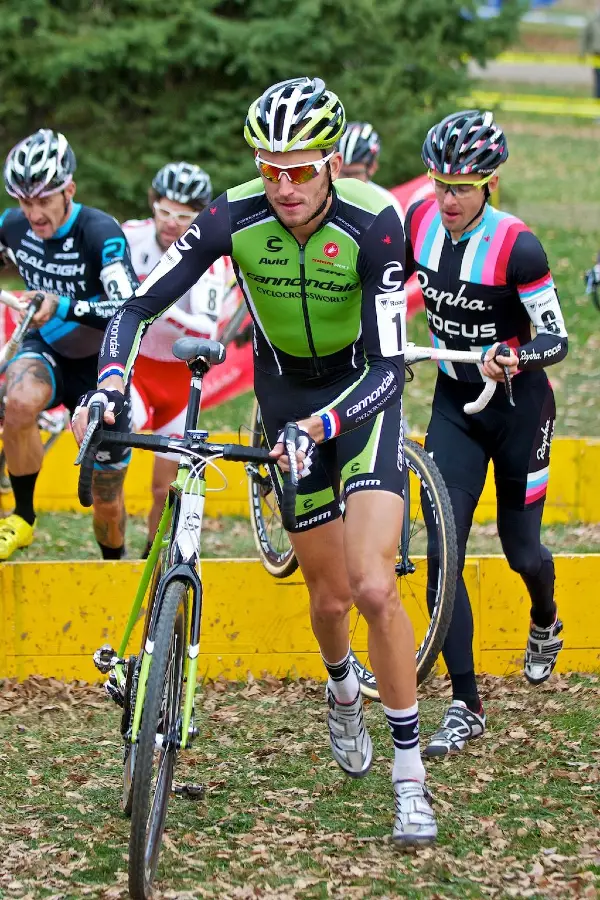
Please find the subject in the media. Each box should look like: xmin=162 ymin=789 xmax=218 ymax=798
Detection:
xmin=496 ymin=52 xmax=600 ymax=68
xmin=2 ymin=432 xmax=599 ymax=524
xmin=465 ymin=91 xmax=600 ymax=120
xmin=1 ymin=556 xmax=598 ymax=682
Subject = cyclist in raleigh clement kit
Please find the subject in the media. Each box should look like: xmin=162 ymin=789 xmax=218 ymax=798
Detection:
xmin=404 ymin=110 xmax=568 ymax=756
xmin=74 ymin=76 xmax=438 ymax=845
xmin=0 ymin=129 xmax=138 ymax=560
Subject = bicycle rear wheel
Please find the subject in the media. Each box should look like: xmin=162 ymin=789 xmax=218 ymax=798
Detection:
xmin=247 ymin=399 xmax=298 ymax=578
xmin=128 ymin=580 xmax=187 ymax=900
xmin=349 ymin=438 xmax=457 ymax=699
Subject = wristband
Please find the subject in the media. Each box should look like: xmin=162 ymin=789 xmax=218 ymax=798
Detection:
xmin=321 ymin=413 xmax=333 ymax=441
xmin=98 ymin=364 xmax=125 ymax=384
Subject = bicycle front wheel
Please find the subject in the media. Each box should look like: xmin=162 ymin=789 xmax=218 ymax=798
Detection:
xmin=247 ymin=399 xmax=298 ymax=578
xmin=349 ymin=438 xmax=457 ymax=699
xmin=128 ymin=580 xmax=187 ymax=900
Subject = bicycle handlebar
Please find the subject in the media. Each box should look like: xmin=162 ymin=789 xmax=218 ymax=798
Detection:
xmin=281 ymin=422 xmax=299 ymax=532
xmin=0 ymin=292 xmax=45 ymax=371
xmin=405 ymin=343 xmax=516 ymax=414
xmin=75 ymin=401 xmax=104 ymax=507
xmin=74 ymin=409 xmax=300 ymax=529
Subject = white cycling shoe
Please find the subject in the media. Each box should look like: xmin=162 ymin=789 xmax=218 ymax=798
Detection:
xmin=393 ymin=780 xmax=437 ymax=847
xmin=524 ymin=618 xmax=564 ymax=685
xmin=326 ymin=686 xmax=373 ymax=778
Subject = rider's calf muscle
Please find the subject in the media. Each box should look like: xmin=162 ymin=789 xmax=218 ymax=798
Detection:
xmin=92 ymin=469 xmax=126 ymax=504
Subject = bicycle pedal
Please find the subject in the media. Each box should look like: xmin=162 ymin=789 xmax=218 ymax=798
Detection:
xmin=93 ymin=644 xmax=123 ymax=674
xmin=173 ymin=783 xmax=205 ymax=801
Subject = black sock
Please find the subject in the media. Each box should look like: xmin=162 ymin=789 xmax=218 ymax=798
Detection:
xmin=450 ymin=671 xmax=481 ymax=714
xmin=8 ymin=472 xmax=39 ymax=526
xmin=322 ymin=651 xmax=352 ymax=683
xmin=141 ymin=540 xmax=153 ymax=560
xmin=99 ymin=542 xmax=126 ymax=560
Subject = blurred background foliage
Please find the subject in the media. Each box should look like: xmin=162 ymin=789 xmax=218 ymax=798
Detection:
xmin=0 ymin=0 xmax=521 ymax=220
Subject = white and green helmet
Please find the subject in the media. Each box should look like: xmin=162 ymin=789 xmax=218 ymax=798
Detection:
xmin=244 ymin=77 xmax=346 ymax=153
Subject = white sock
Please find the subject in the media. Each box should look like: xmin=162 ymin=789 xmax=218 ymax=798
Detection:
xmin=383 ymin=701 xmax=426 ymax=784
xmin=322 ymin=649 xmax=360 ymax=703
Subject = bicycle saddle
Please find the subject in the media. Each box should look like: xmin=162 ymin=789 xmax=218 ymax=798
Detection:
xmin=172 ymin=337 xmax=226 ymax=366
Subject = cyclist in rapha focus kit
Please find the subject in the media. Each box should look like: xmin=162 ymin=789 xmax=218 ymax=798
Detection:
xmin=74 ymin=77 xmax=438 ymax=845
xmin=0 ymin=129 xmax=138 ymax=560
xmin=404 ymin=110 xmax=568 ymax=756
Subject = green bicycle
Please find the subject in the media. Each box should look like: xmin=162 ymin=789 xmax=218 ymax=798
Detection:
xmin=76 ymin=336 xmax=299 ymax=900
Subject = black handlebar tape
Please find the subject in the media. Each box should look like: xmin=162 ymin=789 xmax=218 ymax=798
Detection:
xmin=31 ymin=292 xmax=45 ymax=311
xmin=97 ymin=431 xmax=174 ymax=452
xmin=77 ymin=403 xmax=103 ymax=508
xmin=281 ymin=422 xmax=300 ymax=532
xmin=222 ymin=444 xmax=272 ymax=463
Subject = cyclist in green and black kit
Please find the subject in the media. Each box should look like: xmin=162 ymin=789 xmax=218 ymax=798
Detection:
xmin=73 ymin=77 xmax=437 ymax=845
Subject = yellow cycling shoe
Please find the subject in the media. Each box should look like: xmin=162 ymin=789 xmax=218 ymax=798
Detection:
xmin=0 ymin=514 xmax=35 ymax=561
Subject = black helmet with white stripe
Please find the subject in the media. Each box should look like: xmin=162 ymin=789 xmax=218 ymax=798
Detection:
xmin=244 ymin=77 xmax=346 ymax=152
xmin=151 ymin=162 xmax=212 ymax=211
xmin=4 ymin=129 xmax=76 ymax=200
xmin=422 ymin=110 xmax=509 ymax=176
xmin=338 ymin=122 xmax=381 ymax=166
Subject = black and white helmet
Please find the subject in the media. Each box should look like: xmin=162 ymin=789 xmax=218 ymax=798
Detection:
xmin=244 ymin=77 xmax=346 ymax=152
xmin=4 ymin=129 xmax=76 ymax=199
xmin=338 ymin=122 xmax=381 ymax=166
xmin=151 ymin=162 xmax=212 ymax=210
xmin=422 ymin=110 xmax=509 ymax=176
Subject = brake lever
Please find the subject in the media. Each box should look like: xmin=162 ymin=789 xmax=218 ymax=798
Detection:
xmin=74 ymin=403 xmax=103 ymax=465
xmin=495 ymin=344 xmax=515 ymax=408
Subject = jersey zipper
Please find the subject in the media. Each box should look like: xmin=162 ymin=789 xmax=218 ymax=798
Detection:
xmin=298 ymin=244 xmax=322 ymax=376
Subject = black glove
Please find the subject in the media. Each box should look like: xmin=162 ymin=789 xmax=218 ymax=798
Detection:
xmin=73 ymin=389 xmax=126 ymax=422
xmin=276 ymin=426 xmax=317 ymax=479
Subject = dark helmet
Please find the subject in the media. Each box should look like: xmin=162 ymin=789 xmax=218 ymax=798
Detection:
xmin=151 ymin=162 xmax=212 ymax=210
xmin=422 ymin=110 xmax=509 ymax=176
xmin=4 ymin=129 xmax=76 ymax=199
xmin=338 ymin=122 xmax=380 ymax=166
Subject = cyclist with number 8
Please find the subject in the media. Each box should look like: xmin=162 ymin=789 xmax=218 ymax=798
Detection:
xmin=123 ymin=162 xmax=238 ymax=557
xmin=403 ymin=110 xmax=568 ymax=756
xmin=74 ymin=76 xmax=437 ymax=845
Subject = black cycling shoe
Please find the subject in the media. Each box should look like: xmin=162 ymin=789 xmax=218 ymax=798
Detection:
xmin=424 ymin=700 xmax=486 ymax=757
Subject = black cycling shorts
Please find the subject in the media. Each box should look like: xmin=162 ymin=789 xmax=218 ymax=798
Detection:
xmin=424 ymin=369 xmax=556 ymax=511
xmin=11 ymin=333 xmax=132 ymax=471
xmin=255 ymin=365 xmax=405 ymax=532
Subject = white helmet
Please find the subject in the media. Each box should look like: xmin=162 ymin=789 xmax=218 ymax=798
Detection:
xmin=244 ymin=77 xmax=346 ymax=153
xmin=338 ymin=122 xmax=381 ymax=166
xmin=152 ymin=162 xmax=212 ymax=211
xmin=4 ymin=129 xmax=76 ymax=199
